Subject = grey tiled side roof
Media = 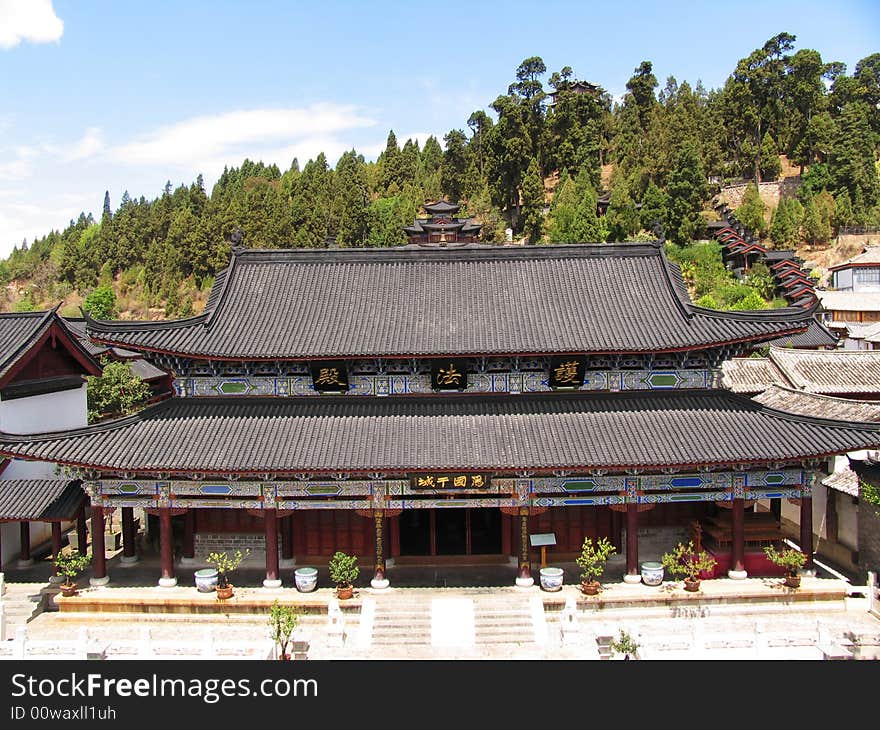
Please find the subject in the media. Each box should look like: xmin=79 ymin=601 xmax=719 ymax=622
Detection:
xmin=721 ymin=357 xmax=788 ymax=394
xmin=1 ymin=391 xmax=877 ymax=475
xmin=769 ymin=346 xmax=880 ymax=394
xmin=0 ymin=310 xmax=102 ymax=382
xmin=762 ymin=318 xmax=838 ymax=349
xmin=85 ymin=244 xmax=814 ymax=359
xmin=753 ymin=385 xmax=880 ymax=422
xmin=0 ymin=479 xmax=84 ymax=520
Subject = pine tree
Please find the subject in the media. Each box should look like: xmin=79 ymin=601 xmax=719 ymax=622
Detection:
xmin=666 ymin=141 xmax=707 ymax=244
xmin=759 ymin=132 xmax=781 ymax=181
xmin=441 ymin=130 xmax=469 ymax=202
xmin=521 ymin=158 xmax=545 ymax=243
xmin=605 ymin=180 xmax=640 ymax=242
xmin=737 ymin=183 xmax=768 ymax=238
xmin=639 ymin=181 xmax=670 ymax=236
xmin=546 ymin=172 xmax=578 ymax=242
xmin=769 ymin=197 xmax=804 ymax=248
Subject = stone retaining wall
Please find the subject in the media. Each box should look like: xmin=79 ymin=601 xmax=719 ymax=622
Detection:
xmin=194 ymin=533 xmax=267 ymax=562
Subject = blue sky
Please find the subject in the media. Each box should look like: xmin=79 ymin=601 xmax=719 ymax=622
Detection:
xmin=0 ymin=0 xmax=877 ymax=258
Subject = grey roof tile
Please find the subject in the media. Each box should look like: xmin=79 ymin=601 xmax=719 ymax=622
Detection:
xmin=0 ymin=391 xmax=877 ymax=476
xmin=0 ymin=479 xmax=84 ymax=520
xmin=85 ymin=244 xmax=815 ymax=359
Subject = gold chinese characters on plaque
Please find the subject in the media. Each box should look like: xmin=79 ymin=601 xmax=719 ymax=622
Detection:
xmin=410 ymin=473 xmax=492 ymax=490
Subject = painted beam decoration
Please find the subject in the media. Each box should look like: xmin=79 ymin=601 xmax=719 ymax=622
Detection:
xmin=410 ymin=472 xmax=491 ymax=490
xmin=548 ymin=355 xmax=586 ymax=389
xmin=309 ymin=361 xmax=349 ymax=392
xmin=430 ymin=359 xmax=468 ymax=391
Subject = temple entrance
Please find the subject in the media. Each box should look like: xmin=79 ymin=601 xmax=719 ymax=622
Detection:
xmin=399 ymin=508 xmax=502 ymax=556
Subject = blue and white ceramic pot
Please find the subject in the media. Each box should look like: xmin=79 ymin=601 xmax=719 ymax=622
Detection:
xmin=640 ymin=562 xmax=664 ymax=586
xmin=295 ymin=567 xmax=318 ymax=592
xmin=539 ymin=567 xmax=564 ymax=592
xmin=194 ymin=568 xmax=218 ymax=593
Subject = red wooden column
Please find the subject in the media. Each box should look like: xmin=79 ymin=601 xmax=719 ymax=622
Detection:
xmin=263 ymin=508 xmax=281 ymax=588
xmin=76 ymin=502 xmax=88 ymax=556
xmin=120 ymin=507 xmax=139 ymax=565
xmin=515 ymin=508 xmax=533 ymax=587
xmin=371 ymin=510 xmax=389 ymax=589
xmin=158 ymin=508 xmax=176 ymax=587
xmin=729 ymin=498 xmax=747 ymax=579
xmin=623 ymin=503 xmax=641 ymax=583
xmin=800 ymin=494 xmax=814 ymax=572
xmin=280 ymin=515 xmax=294 ymax=567
xmin=90 ymin=505 xmax=109 ymax=586
xmin=17 ymin=522 xmax=32 ymax=566
xmin=49 ymin=522 xmax=63 ymax=582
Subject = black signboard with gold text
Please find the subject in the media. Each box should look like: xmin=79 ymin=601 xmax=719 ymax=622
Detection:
xmin=548 ymin=355 xmax=586 ymax=389
xmin=430 ymin=359 xmax=469 ymax=391
xmin=309 ymin=361 xmax=349 ymax=392
xmin=410 ymin=473 xmax=492 ymax=490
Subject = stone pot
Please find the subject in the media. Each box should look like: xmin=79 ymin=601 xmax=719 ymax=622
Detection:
xmin=195 ymin=568 xmax=219 ymax=593
xmin=539 ymin=567 xmax=564 ymax=592
xmin=640 ymin=562 xmax=664 ymax=586
xmin=294 ymin=567 xmax=318 ymax=593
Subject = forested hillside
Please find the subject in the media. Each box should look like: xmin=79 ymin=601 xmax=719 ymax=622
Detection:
xmin=2 ymin=32 xmax=878 ymax=319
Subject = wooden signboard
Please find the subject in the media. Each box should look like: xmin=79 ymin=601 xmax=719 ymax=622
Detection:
xmin=430 ymin=359 xmax=468 ymax=391
xmin=309 ymin=361 xmax=349 ymax=392
xmin=410 ymin=473 xmax=491 ymax=490
xmin=548 ymin=356 xmax=586 ymax=389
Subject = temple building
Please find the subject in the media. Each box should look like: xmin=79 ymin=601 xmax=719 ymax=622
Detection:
xmin=1 ymin=221 xmax=879 ymax=590
xmin=403 ymin=200 xmax=482 ymax=245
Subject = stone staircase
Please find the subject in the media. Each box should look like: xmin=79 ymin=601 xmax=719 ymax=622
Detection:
xmin=0 ymin=581 xmax=50 ymax=640
xmin=341 ymin=589 xmax=545 ymax=659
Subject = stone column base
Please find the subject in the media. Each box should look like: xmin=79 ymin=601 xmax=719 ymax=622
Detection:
xmin=178 ymin=557 xmax=198 ymax=567
xmin=279 ymin=558 xmax=296 ymax=569
xmin=16 ymin=559 xmax=34 ymax=568
xmin=262 ymin=578 xmax=283 ymax=589
xmin=623 ymin=573 xmax=643 ymax=584
xmin=120 ymin=555 xmax=140 ymax=565
xmin=727 ymin=569 xmax=748 ymax=580
xmin=515 ymin=576 xmax=534 ymax=588
xmin=90 ymin=576 xmax=110 ymax=587
xmin=158 ymin=577 xmax=177 ymax=588
xmin=370 ymin=577 xmax=390 ymax=590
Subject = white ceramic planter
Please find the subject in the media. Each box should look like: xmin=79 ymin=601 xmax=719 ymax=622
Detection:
xmin=295 ymin=567 xmax=318 ymax=592
xmin=539 ymin=567 xmax=564 ymax=592
xmin=640 ymin=561 xmax=664 ymax=586
xmin=195 ymin=568 xmax=218 ymax=593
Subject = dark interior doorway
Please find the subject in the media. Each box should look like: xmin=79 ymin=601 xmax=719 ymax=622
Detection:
xmin=399 ymin=508 xmax=502 ymax=556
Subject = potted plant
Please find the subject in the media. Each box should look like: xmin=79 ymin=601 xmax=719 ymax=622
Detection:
xmin=268 ymin=601 xmax=300 ymax=660
xmin=661 ymin=540 xmax=717 ymax=592
xmin=328 ymin=551 xmax=359 ymax=599
xmin=763 ymin=544 xmax=807 ymax=588
xmin=575 ymin=536 xmax=617 ymax=595
xmin=609 ymin=629 xmax=640 ymax=660
xmin=206 ymin=549 xmax=248 ymax=600
xmin=53 ymin=549 xmax=91 ymax=597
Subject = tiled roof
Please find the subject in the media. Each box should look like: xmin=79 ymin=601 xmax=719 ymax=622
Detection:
xmin=753 ymin=385 xmax=880 ymax=422
xmin=816 ymin=290 xmax=880 ymax=313
xmin=0 ymin=390 xmax=877 ymax=476
xmin=0 ymin=310 xmax=102 ymax=383
xmin=768 ymin=346 xmax=880 ymax=394
xmin=829 ymin=247 xmax=880 ymax=271
xmin=822 ymin=468 xmax=860 ymax=497
xmin=762 ymin=318 xmax=838 ymax=349
xmin=0 ymin=479 xmax=84 ymax=520
xmin=721 ymin=358 xmax=788 ymax=394
xmin=85 ymin=244 xmax=814 ymax=360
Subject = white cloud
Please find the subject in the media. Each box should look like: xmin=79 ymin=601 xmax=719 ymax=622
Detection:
xmin=112 ymin=105 xmax=377 ymax=171
xmin=0 ymin=0 xmax=63 ymax=50
xmin=63 ymin=127 xmax=104 ymax=161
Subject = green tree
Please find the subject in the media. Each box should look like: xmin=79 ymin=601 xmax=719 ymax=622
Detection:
xmin=82 ymin=285 xmax=117 ymax=319
xmin=639 ymin=181 xmax=670 ymax=236
xmin=521 ymin=157 xmax=545 ymax=243
xmin=546 ymin=171 xmax=579 ymax=242
xmin=769 ymin=197 xmax=804 ymax=248
xmin=666 ymin=141 xmax=707 ymax=244
xmin=802 ymin=190 xmax=835 ymax=244
xmin=829 ymin=102 xmax=879 ymax=219
xmin=441 ymin=129 xmax=469 ymax=202
xmin=86 ymin=360 xmax=151 ymax=423
xmin=737 ymin=183 xmax=768 ymax=237
xmin=759 ymin=132 xmax=781 ymax=181
xmin=605 ymin=179 xmax=640 ymax=241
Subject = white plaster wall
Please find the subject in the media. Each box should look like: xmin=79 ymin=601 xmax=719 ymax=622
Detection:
xmin=0 ymin=384 xmax=87 ymax=434
xmin=0 ymin=521 xmax=56 ymax=569
xmin=833 ymin=268 xmax=853 ymax=291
